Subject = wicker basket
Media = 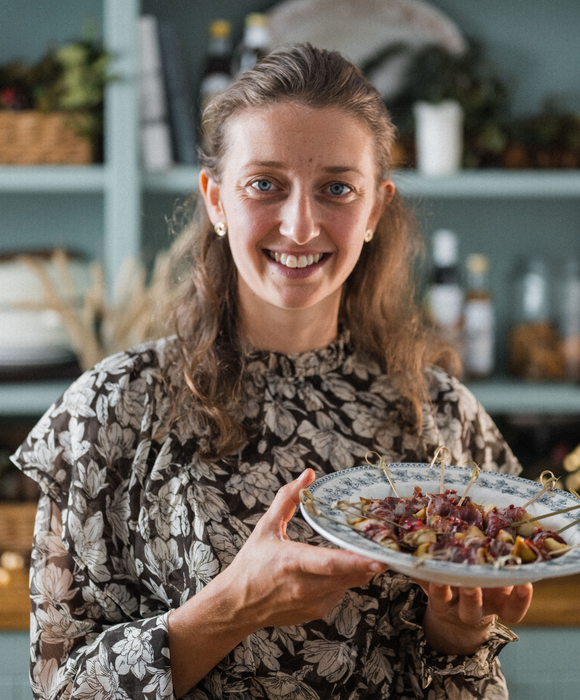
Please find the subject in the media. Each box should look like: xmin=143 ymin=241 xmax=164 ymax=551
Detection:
xmin=0 ymin=502 xmax=37 ymax=553
xmin=0 ymin=111 xmax=93 ymax=165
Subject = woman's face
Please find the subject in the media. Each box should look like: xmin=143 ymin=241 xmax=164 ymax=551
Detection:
xmin=201 ymin=101 xmax=394 ymax=334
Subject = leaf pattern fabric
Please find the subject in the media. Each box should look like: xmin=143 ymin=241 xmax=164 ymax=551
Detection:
xmin=12 ymin=332 xmax=521 ymax=700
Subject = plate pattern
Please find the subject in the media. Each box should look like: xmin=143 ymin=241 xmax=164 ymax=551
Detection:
xmin=300 ymin=463 xmax=580 ymax=587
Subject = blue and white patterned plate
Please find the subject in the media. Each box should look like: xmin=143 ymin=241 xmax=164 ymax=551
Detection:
xmin=299 ymin=463 xmax=580 ymax=588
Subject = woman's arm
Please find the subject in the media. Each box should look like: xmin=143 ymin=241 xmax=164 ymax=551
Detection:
xmin=31 ymin=470 xmax=383 ymax=700
xmin=167 ymin=468 xmax=384 ymax=698
xmin=29 ymin=495 xmax=173 ymax=700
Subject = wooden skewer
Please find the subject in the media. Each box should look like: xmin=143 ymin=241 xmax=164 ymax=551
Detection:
xmin=556 ymin=488 xmax=580 ymax=534
xmin=365 ymin=451 xmax=400 ymax=497
xmin=510 ymin=502 xmax=580 ymax=528
xmin=458 ymin=462 xmax=481 ymax=506
xmin=522 ymin=470 xmax=559 ymax=509
xmin=429 ymin=446 xmax=451 ymax=494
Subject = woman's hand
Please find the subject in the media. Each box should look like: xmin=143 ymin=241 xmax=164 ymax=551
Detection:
xmin=219 ymin=468 xmax=386 ymax=630
xmin=168 ymin=469 xmax=386 ymax=697
xmin=417 ymin=580 xmax=534 ymax=656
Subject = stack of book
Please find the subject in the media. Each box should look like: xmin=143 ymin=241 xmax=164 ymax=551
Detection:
xmin=138 ymin=15 xmax=197 ymax=171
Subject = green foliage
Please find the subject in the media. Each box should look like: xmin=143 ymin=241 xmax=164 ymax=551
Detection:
xmin=372 ymin=40 xmax=511 ymax=167
xmin=0 ymin=21 xmax=113 ymax=154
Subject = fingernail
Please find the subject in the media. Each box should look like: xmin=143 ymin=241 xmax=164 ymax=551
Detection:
xmin=368 ymin=562 xmax=383 ymax=573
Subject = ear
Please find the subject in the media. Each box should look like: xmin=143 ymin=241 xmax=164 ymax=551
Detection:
xmin=199 ymin=169 xmax=224 ymax=226
xmin=367 ymin=178 xmax=396 ymax=231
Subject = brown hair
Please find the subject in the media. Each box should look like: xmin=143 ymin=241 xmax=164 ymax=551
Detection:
xmin=163 ymin=44 xmax=458 ymax=457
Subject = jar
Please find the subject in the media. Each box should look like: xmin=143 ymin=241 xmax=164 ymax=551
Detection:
xmin=508 ymin=259 xmax=565 ymax=380
xmin=557 ymin=259 xmax=580 ymax=380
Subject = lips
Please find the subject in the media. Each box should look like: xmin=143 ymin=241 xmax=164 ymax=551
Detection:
xmin=267 ymin=251 xmax=325 ymax=268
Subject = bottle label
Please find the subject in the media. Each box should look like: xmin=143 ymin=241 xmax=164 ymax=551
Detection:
xmin=429 ymin=285 xmax=463 ymax=327
xmin=465 ymin=299 xmax=494 ymax=375
xmin=200 ymin=73 xmax=232 ymax=98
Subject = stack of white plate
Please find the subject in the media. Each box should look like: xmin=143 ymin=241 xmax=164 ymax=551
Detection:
xmin=0 ymin=256 xmax=90 ymax=368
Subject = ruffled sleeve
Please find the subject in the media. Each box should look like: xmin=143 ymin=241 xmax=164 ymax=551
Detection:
xmin=11 ymin=345 xmax=176 ymax=700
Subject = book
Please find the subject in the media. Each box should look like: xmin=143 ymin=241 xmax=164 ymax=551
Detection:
xmin=138 ymin=15 xmax=173 ymax=171
xmin=158 ymin=20 xmax=198 ymax=165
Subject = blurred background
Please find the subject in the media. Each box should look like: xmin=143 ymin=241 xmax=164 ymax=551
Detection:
xmin=0 ymin=1 xmax=579 ymax=698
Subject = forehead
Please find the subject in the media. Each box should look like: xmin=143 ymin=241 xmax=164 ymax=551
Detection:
xmin=221 ymin=102 xmax=377 ymax=172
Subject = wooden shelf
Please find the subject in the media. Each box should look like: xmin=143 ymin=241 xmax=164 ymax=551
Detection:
xmin=1 ymin=562 xmax=578 ymax=630
xmin=513 ymin=574 xmax=580 ymax=627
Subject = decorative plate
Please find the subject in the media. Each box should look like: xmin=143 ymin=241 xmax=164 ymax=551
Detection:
xmin=299 ymin=463 xmax=580 ymax=587
xmin=267 ymin=0 xmax=466 ymax=99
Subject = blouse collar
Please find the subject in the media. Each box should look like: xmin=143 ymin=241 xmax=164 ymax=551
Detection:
xmin=245 ymin=328 xmax=350 ymax=380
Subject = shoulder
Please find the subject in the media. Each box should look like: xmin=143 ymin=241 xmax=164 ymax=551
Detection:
xmin=56 ymin=337 xmax=173 ymax=418
xmin=424 ymin=365 xmax=521 ymax=475
xmin=11 ymin=338 xmax=176 ymax=500
xmin=425 ymin=365 xmax=479 ymax=415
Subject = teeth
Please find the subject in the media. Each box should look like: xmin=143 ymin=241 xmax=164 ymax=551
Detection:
xmin=268 ymin=251 xmax=323 ymax=268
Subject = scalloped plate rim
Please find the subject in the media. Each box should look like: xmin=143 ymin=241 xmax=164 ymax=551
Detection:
xmin=299 ymin=463 xmax=580 ymax=587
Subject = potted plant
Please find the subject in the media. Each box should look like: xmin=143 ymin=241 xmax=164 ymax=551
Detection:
xmin=363 ymin=40 xmax=511 ymax=170
xmin=0 ymin=23 xmax=112 ymax=164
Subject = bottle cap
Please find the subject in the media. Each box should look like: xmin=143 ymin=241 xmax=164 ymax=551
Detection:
xmin=432 ymin=229 xmax=458 ymax=266
xmin=245 ymin=13 xmax=268 ymax=28
xmin=466 ymin=254 xmax=489 ymax=274
xmin=210 ymin=19 xmax=231 ymax=38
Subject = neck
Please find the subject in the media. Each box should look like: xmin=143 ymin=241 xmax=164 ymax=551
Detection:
xmin=239 ymin=295 xmax=341 ymax=354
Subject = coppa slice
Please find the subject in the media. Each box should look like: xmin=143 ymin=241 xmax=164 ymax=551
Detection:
xmin=348 ymin=487 xmax=569 ymax=566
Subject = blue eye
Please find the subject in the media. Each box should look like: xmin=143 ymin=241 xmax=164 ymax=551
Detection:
xmin=328 ymin=183 xmax=350 ymax=196
xmin=252 ymin=179 xmax=273 ymax=192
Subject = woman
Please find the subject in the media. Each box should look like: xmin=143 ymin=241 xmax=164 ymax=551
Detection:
xmin=13 ymin=45 xmax=532 ymax=700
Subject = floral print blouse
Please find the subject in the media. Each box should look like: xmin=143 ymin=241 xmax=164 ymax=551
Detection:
xmin=12 ymin=333 xmax=521 ymax=700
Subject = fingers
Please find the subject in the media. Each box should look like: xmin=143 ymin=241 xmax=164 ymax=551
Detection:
xmin=487 ymin=583 xmax=533 ymax=624
xmin=457 ymin=588 xmax=484 ymax=626
xmin=259 ymin=469 xmax=316 ymax=537
xmin=424 ymin=581 xmax=534 ymax=628
xmin=423 ymin=583 xmax=487 ymax=626
xmin=298 ymin=541 xmax=386 ymax=579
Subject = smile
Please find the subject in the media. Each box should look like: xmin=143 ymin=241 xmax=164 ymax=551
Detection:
xmin=267 ymin=251 xmax=325 ymax=268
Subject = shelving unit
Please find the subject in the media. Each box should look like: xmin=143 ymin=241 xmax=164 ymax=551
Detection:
xmin=1 ymin=0 xmax=579 ymax=420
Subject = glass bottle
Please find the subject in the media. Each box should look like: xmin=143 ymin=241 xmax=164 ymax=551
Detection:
xmin=463 ymin=254 xmax=495 ymax=378
xmin=426 ymin=229 xmax=465 ymax=362
xmin=199 ymin=20 xmax=233 ymax=118
xmin=235 ymin=13 xmax=271 ymax=75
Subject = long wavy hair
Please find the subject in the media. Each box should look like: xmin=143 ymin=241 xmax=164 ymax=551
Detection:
xmin=162 ymin=44 xmax=459 ymax=457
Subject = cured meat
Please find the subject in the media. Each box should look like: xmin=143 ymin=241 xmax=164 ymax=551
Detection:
xmin=349 ymin=487 xmax=569 ymax=566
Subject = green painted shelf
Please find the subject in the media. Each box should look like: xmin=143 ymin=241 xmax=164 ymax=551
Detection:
xmin=1 ymin=378 xmax=579 ymax=418
xmin=0 ymin=165 xmax=106 ymax=193
xmin=142 ymin=167 xmax=580 ymax=198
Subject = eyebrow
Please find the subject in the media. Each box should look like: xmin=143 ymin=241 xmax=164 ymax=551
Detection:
xmin=244 ymin=160 xmax=364 ymax=176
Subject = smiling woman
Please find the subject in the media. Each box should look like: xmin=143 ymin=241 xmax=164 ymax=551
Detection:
xmin=200 ymin=102 xmax=394 ymax=352
xmin=12 ymin=44 xmax=531 ymax=700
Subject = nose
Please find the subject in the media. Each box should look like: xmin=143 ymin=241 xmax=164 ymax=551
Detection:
xmin=278 ymin=188 xmax=320 ymax=245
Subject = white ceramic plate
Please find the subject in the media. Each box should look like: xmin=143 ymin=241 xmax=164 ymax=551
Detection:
xmin=268 ymin=0 xmax=466 ymax=99
xmin=299 ymin=463 xmax=580 ymax=587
